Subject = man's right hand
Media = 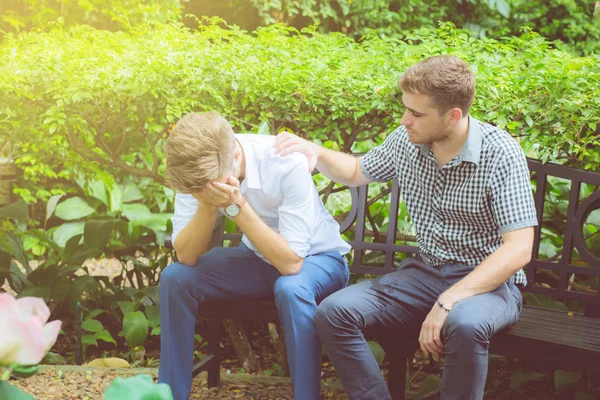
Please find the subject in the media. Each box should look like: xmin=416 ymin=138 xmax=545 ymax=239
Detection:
xmin=192 ymin=187 xmax=222 ymax=212
xmin=273 ymin=132 xmax=318 ymax=172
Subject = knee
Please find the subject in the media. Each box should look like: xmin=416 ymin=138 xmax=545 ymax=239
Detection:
xmin=274 ymin=276 xmax=313 ymax=306
xmin=314 ymin=294 xmax=352 ymax=335
xmin=160 ymin=262 xmax=192 ymax=291
xmin=443 ymin=313 xmax=490 ymax=348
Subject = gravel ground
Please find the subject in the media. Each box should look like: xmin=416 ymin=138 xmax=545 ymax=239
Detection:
xmin=9 ymin=366 xmax=348 ymax=400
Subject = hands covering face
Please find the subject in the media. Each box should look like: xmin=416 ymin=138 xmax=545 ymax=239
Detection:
xmin=193 ymin=176 xmax=243 ymax=208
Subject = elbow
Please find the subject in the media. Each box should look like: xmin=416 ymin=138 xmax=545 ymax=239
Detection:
xmin=521 ymin=247 xmax=533 ymax=266
xmin=515 ymin=244 xmax=533 ymax=269
xmin=173 ymin=245 xmax=203 ymax=266
xmin=278 ymin=259 xmax=304 ymax=276
xmin=177 ymin=256 xmax=198 ymax=267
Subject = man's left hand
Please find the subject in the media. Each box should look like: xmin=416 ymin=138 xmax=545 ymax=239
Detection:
xmin=418 ymin=302 xmax=449 ymax=356
xmin=209 ymin=176 xmax=243 ymax=207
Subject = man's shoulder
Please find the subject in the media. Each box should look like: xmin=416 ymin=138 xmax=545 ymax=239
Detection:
xmin=478 ymin=120 xmax=524 ymax=159
xmin=242 ymin=134 xmax=310 ymax=176
xmin=265 ymin=151 xmax=310 ymax=175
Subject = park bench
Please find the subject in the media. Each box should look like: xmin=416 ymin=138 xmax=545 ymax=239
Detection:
xmin=164 ymin=158 xmax=600 ymax=399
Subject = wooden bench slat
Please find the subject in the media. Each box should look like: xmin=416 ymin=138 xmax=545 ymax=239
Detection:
xmin=498 ymin=307 xmax=600 ymax=353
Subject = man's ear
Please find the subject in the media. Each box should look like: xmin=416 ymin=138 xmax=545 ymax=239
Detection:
xmin=233 ymin=142 xmax=242 ymax=160
xmin=448 ymin=107 xmax=463 ymax=124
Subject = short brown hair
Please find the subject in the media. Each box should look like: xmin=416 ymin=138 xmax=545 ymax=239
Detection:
xmin=398 ymin=55 xmax=475 ymax=115
xmin=164 ymin=112 xmax=236 ymax=193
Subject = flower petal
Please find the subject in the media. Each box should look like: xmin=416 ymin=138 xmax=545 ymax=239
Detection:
xmin=0 ymin=318 xmax=24 ymax=366
xmin=0 ymin=293 xmax=20 ymax=319
xmin=16 ymin=297 xmax=50 ymax=324
xmin=0 ymin=317 xmax=47 ymax=366
xmin=41 ymin=320 xmax=62 ymax=351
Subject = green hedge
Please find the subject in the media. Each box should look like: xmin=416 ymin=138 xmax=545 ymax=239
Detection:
xmin=194 ymin=0 xmax=600 ymax=56
xmin=1 ymin=21 xmax=599 ymax=206
xmin=0 ymin=0 xmax=183 ymax=33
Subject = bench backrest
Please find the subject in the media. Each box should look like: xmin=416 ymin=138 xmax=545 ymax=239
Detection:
xmin=205 ymin=159 xmax=600 ymax=311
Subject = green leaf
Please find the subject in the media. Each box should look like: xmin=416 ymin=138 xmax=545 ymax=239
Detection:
xmin=509 ymin=369 xmax=546 ymax=392
xmin=109 ymin=184 xmax=123 ymax=213
xmin=0 ymin=381 xmax=35 ymax=400
xmin=495 ymin=0 xmax=510 ymax=18
xmin=53 ymin=222 xmax=85 ymax=248
xmin=367 ymin=341 xmax=385 ymax=365
xmin=144 ymin=305 xmax=160 ymax=328
xmin=84 ymin=219 xmax=116 ymax=254
xmin=103 ymin=374 xmax=173 ymax=400
xmin=6 ymin=233 xmax=29 ymax=273
xmin=257 ymin=120 xmax=270 ymax=135
xmin=554 ymin=370 xmax=582 ymax=391
xmin=123 ymin=311 xmax=149 ymax=348
xmin=118 ymin=301 xmax=138 ymax=316
xmin=0 ymin=199 xmax=28 ymax=220
xmin=122 ymin=184 xmax=144 ymax=204
xmin=45 ymin=195 xmax=64 ymax=222
xmin=41 ymin=352 xmax=67 ymax=365
xmin=88 ymin=181 xmax=109 ymax=206
xmin=82 ymin=335 xmax=98 ymax=346
xmin=417 ymin=374 xmax=442 ymax=395
xmin=95 ymin=329 xmax=117 ymax=345
xmin=12 ymin=364 xmax=39 ymax=378
xmin=121 ymin=204 xmax=152 ymax=221
xmin=85 ymin=309 xmax=105 ymax=321
xmin=55 ymin=197 xmax=96 ymax=221
xmin=18 ymin=286 xmax=51 ymax=302
xmin=523 ymin=293 xmax=569 ymax=311
xmin=82 ymin=319 xmax=104 ymax=333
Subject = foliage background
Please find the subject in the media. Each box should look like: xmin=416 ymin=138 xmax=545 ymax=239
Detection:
xmin=0 ymin=1 xmax=599 ymax=395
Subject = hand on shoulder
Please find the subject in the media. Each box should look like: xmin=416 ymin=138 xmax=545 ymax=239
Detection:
xmin=273 ymin=131 xmax=318 ymax=172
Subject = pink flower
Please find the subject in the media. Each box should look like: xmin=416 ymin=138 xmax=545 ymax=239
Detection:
xmin=0 ymin=293 xmax=62 ymax=366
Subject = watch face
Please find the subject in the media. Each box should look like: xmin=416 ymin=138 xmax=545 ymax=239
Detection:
xmin=225 ymin=204 xmax=240 ymax=217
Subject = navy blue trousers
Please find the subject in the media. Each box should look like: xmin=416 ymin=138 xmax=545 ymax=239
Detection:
xmin=158 ymin=243 xmax=348 ymax=400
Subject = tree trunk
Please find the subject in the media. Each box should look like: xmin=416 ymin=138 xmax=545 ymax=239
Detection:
xmin=0 ymin=140 xmax=15 ymax=206
xmin=0 ymin=158 xmax=16 ymax=206
xmin=222 ymin=319 xmax=260 ymax=373
xmin=268 ymin=322 xmax=290 ymax=376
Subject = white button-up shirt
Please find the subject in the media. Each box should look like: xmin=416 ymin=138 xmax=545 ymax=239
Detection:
xmin=172 ymin=134 xmax=351 ymax=263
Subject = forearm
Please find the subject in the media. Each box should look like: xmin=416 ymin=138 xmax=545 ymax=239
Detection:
xmin=173 ymin=204 xmax=219 ymax=265
xmin=440 ymin=240 xmax=532 ymax=308
xmin=314 ymin=146 xmax=366 ymax=187
xmin=233 ymin=205 xmax=304 ymax=275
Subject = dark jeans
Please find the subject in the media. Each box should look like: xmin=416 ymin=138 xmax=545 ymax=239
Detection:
xmin=315 ymin=259 xmax=522 ymax=400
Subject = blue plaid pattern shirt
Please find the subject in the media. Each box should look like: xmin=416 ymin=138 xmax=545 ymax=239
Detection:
xmin=359 ymin=117 xmax=537 ymax=286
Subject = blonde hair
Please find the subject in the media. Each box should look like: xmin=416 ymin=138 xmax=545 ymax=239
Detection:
xmin=164 ymin=112 xmax=236 ymax=193
xmin=398 ymin=55 xmax=475 ymax=115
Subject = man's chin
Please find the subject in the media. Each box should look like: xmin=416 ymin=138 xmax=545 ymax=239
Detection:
xmin=407 ymin=133 xmax=423 ymax=144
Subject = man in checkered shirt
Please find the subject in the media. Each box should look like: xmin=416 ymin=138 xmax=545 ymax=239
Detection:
xmin=274 ymin=55 xmax=537 ymax=400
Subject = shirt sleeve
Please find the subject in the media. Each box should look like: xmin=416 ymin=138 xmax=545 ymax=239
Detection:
xmin=359 ymin=127 xmax=403 ymax=182
xmin=490 ymin=150 xmax=538 ymax=235
xmin=277 ymin=157 xmax=316 ymax=259
xmin=171 ymin=193 xmax=199 ymax=246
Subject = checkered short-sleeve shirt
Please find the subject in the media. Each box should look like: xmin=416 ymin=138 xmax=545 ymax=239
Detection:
xmin=359 ymin=117 xmax=537 ymax=286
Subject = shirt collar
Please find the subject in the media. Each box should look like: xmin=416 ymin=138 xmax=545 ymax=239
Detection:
xmin=416 ymin=115 xmax=482 ymax=165
xmin=459 ymin=116 xmax=482 ymax=165
xmin=235 ymin=134 xmax=261 ymax=192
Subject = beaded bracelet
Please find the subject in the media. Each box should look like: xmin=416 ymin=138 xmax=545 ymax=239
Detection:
xmin=436 ymin=299 xmax=452 ymax=313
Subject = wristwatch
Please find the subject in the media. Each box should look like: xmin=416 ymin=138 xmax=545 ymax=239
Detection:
xmin=223 ymin=197 xmax=247 ymax=218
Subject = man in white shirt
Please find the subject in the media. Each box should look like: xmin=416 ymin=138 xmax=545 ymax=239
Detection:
xmin=158 ymin=111 xmax=351 ymax=400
